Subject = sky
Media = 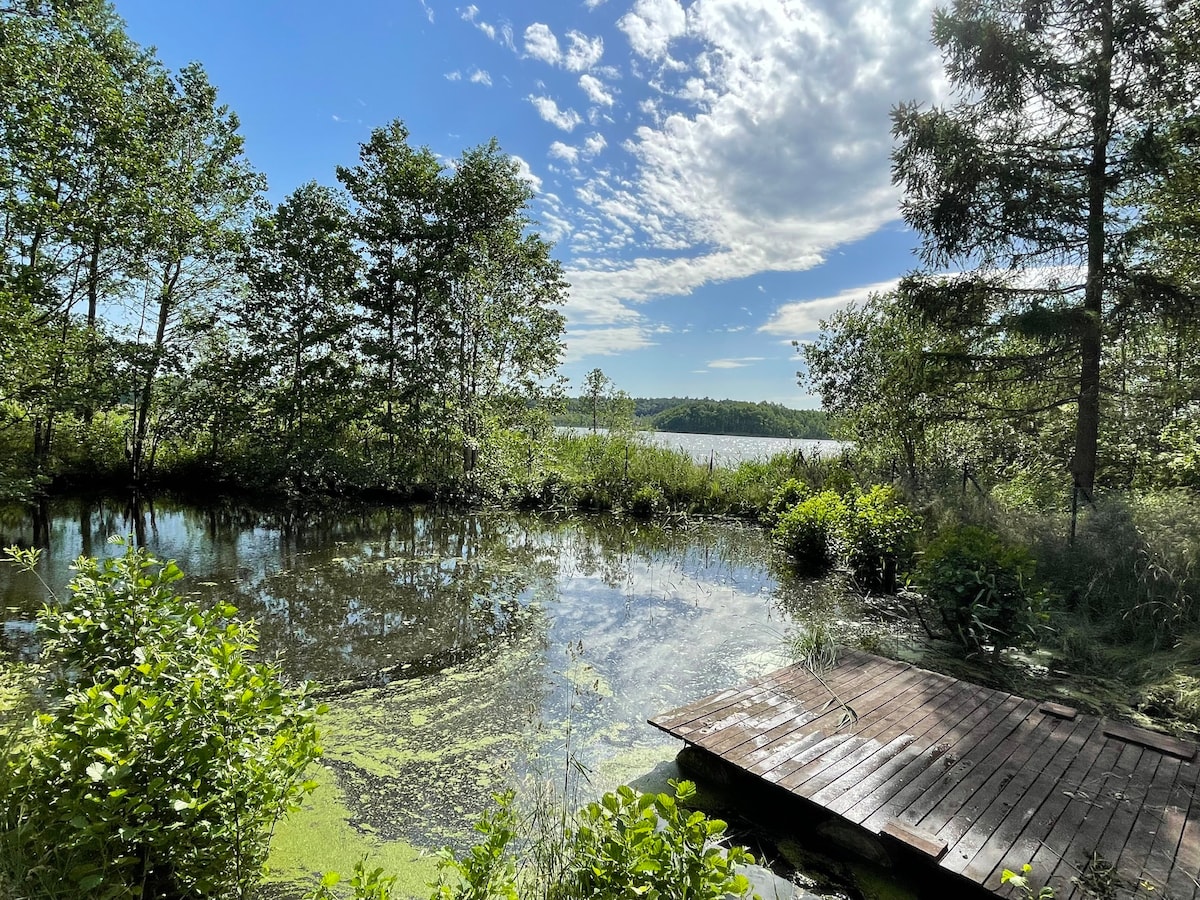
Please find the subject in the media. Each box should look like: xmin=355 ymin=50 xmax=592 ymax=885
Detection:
xmin=112 ymin=0 xmax=949 ymax=408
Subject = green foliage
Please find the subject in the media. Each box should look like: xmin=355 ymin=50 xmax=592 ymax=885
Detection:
xmin=428 ymin=781 xmax=753 ymax=900
xmin=628 ymin=483 xmax=666 ymax=519
xmin=843 ymin=485 xmax=920 ymax=592
xmin=764 ymin=477 xmax=810 ymax=526
xmin=917 ymin=525 xmax=1043 ymax=659
xmin=310 ymin=859 xmax=402 ymax=900
xmin=1001 ymin=863 xmax=1054 ymax=900
xmin=651 ymin=400 xmax=830 ymax=439
xmin=773 ymin=491 xmax=849 ymax=575
xmin=0 ymin=542 xmax=323 ymax=899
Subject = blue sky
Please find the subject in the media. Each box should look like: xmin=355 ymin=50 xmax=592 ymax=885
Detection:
xmin=113 ymin=0 xmax=947 ymax=408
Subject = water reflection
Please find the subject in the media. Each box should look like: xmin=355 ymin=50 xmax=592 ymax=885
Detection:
xmin=0 ymin=496 xmax=816 ymax=854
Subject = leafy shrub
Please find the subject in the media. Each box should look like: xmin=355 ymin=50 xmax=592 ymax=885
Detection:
xmin=763 ymin=477 xmax=810 ymax=525
xmin=773 ymin=491 xmax=848 ymax=574
xmin=843 ymin=485 xmax=919 ymax=593
xmin=916 ymin=525 xmax=1043 ymax=659
xmin=0 ymin=543 xmax=323 ymax=899
xmin=628 ymin=483 xmax=666 ymax=519
xmin=427 ymin=781 xmax=753 ymax=900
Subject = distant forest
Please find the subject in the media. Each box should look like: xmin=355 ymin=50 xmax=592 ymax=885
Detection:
xmin=555 ymin=398 xmax=831 ymax=439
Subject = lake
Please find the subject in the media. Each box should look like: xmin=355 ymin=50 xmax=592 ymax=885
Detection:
xmin=0 ymin=495 xmax=865 ymax=894
xmin=557 ymin=427 xmax=849 ymax=466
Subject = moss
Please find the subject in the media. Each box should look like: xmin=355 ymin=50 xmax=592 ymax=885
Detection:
xmin=266 ymin=764 xmax=440 ymax=897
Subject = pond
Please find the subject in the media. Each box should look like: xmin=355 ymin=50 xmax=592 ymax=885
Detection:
xmin=0 ymin=496 xmax=875 ymax=896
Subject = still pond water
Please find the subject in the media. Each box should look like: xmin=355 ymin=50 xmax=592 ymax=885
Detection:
xmin=0 ymin=496 xmax=868 ymax=893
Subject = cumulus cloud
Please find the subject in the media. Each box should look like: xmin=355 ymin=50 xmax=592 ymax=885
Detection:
xmin=564 ymin=31 xmax=605 ymax=71
xmin=444 ymin=71 xmax=463 ymax=81
xmin=618 ymin=0 xmax=687 ymax=60
xmin=579 ymin=73 xmax=615 ymax=106
xmin=562 ymin=325 xmax=658 ymax=361
xmin=469 ymin=68 xmax=492 ymax=86
xmin=549 ymin=141 xmax=580 ymax=164
xmin=582 ymin=133 xmax=607 ymax=158
xmin=524 ymin=23 xmax=605 ymax=71
xmin=529 ymin=95 xmax=583 ymax=131
xmin=524 ymin=23 xmax=562 ymax=64
xmin=561 ymin=0 xmax=945 ymax=327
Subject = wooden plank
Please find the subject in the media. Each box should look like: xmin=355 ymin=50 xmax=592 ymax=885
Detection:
xmin=650 ymin=654 xmax=1200 ymax=900
xmin=881 ymin=820 xmax=948 ymax=861
xmin=819 ymin=680 xmax=991 ymax=814
xmin=988 ymin=715 xmax=1115 ymax=894
xmin=738 ymin=661 xmax=918 ymax=777
xmin=1094 ymin=746 xmax=1162 ymax=895
xmin=958 ymin=714 xmax=1100 ymax=885
xmin=934 ymin=711 xmax=1073 ymax=867
xmin=867 ymin=695 xmax=1036 ymax=835
xmin=1113 ymin=754 xmax=1181 ymax=895
xmin=1049 ymin=741 xmax=1143 ymax=895
xmin=681 ymin=655 xmax=892 ymax=755
xmin=1102 ymin=721 xmax=1197 ymax=761
xmin=1166 ymin=760 xmax=1200 ymax=899
xmin=777 ymin=671 xmax=957 ymax=796
xmin=681 ymin=664 xmax=826 ymax=747
xmin=800 ymin=675 xmax=970 ymax=801
xmin=841 ymin=687 xmax=1013 ymax=827
xmin=699 ymin=658 xmax=888 ymax=759
xmin=1025 ymin=737 xmax=1124 ymax=899
xmin=1040 ymin=702 xmax=1078 ymax=720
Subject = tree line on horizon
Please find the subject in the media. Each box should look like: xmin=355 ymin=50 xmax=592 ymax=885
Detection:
xmin=553 ymin=395 xmax=831 ymax=440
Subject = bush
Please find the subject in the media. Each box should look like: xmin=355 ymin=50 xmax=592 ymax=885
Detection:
xmin=774 ymin=491 xmax=849 ymax=574
xmin=916 ymin=525 xmax=1043 ymax=659
xmin=0 ymin=543 xmax=323 ymax=899
xmin=763 ymin=477 xmax=810 ymax=526
xmin=843 ymin=485 xmax=919 ymax=593
xmin=628 ymin=483 xmax=666 ymax=519
xmin=427 ymin=781 xmax=753 ymax=900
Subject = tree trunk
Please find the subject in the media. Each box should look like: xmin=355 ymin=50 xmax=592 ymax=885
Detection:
xmin=1071 ymin=0 xmax=1113 ymax=498
xmin=131 ymin=262 xmax=180 ymax=485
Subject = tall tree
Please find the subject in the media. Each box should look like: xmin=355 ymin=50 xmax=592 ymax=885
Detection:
xmin=337 ymin=121 xmax=447 ymax=479
xmin=126 ymin=61 xmax=263 ymax=483
xmin=0 ymin=0 xmax=159 ymax=465
xmin=237 ymin=182 xmax=360 ymax=474
xmin=891 ymin=0 xmax=1188 ymax=495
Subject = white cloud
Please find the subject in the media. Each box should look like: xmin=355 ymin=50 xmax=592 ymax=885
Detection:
xmin=461 ymin=4 xmax=497 ymax=39
xmin=444 ymin=71 xmax=462 ymax=81
xmin=758 ymin=279 xmax=901 ymax=336
xmin=524 ymin=23 xmax=562 ymax=64
xmin=582 ymin=133 xmax=607 ymax=158
xmin=559 ymin=0 xmax=946 ymax=327
xmin=564 ymin=31 xmax=605 ymax=71
xmin=579 ymin=73 xmax=615 ymax=106
xmin=549 ymin=141 xmax=580 ymax=164
xmin=707 ymin=356 xmax=764 ymax=369
xmin=529 ymin=96 xmax=583 ymax=131
xmin=618 ymin=0 xmax=686 ymax=60
xmin=511 ymin=155 xmax=542 ymax=192
xmin=585 ymin=0 xmax=608 ymax=8
xmin=524 ymin=23 xmax=604 ymax=71
xmin=563 ymin=326 xmax=658 ymax=361
xmin=469 ymin=68 xmax=492 ymax=86
xmin=419 ymin=0 xmax=434 ymax=23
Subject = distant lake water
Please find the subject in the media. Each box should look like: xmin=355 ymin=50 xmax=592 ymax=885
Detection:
xmin=557 ymin=427 xmax=849 ymax=466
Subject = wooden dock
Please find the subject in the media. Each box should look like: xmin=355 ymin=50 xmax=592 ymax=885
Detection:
xmin=649 ymin=649 xmax=1199 ymax=899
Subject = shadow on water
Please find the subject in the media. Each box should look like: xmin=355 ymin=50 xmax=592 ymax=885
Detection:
xmin=0 ymin=495 xmax=889 ymax=895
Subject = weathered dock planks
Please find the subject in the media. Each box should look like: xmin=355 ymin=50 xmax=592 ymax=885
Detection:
xmin=649 ymin=649 xmax=1199 ymax=899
